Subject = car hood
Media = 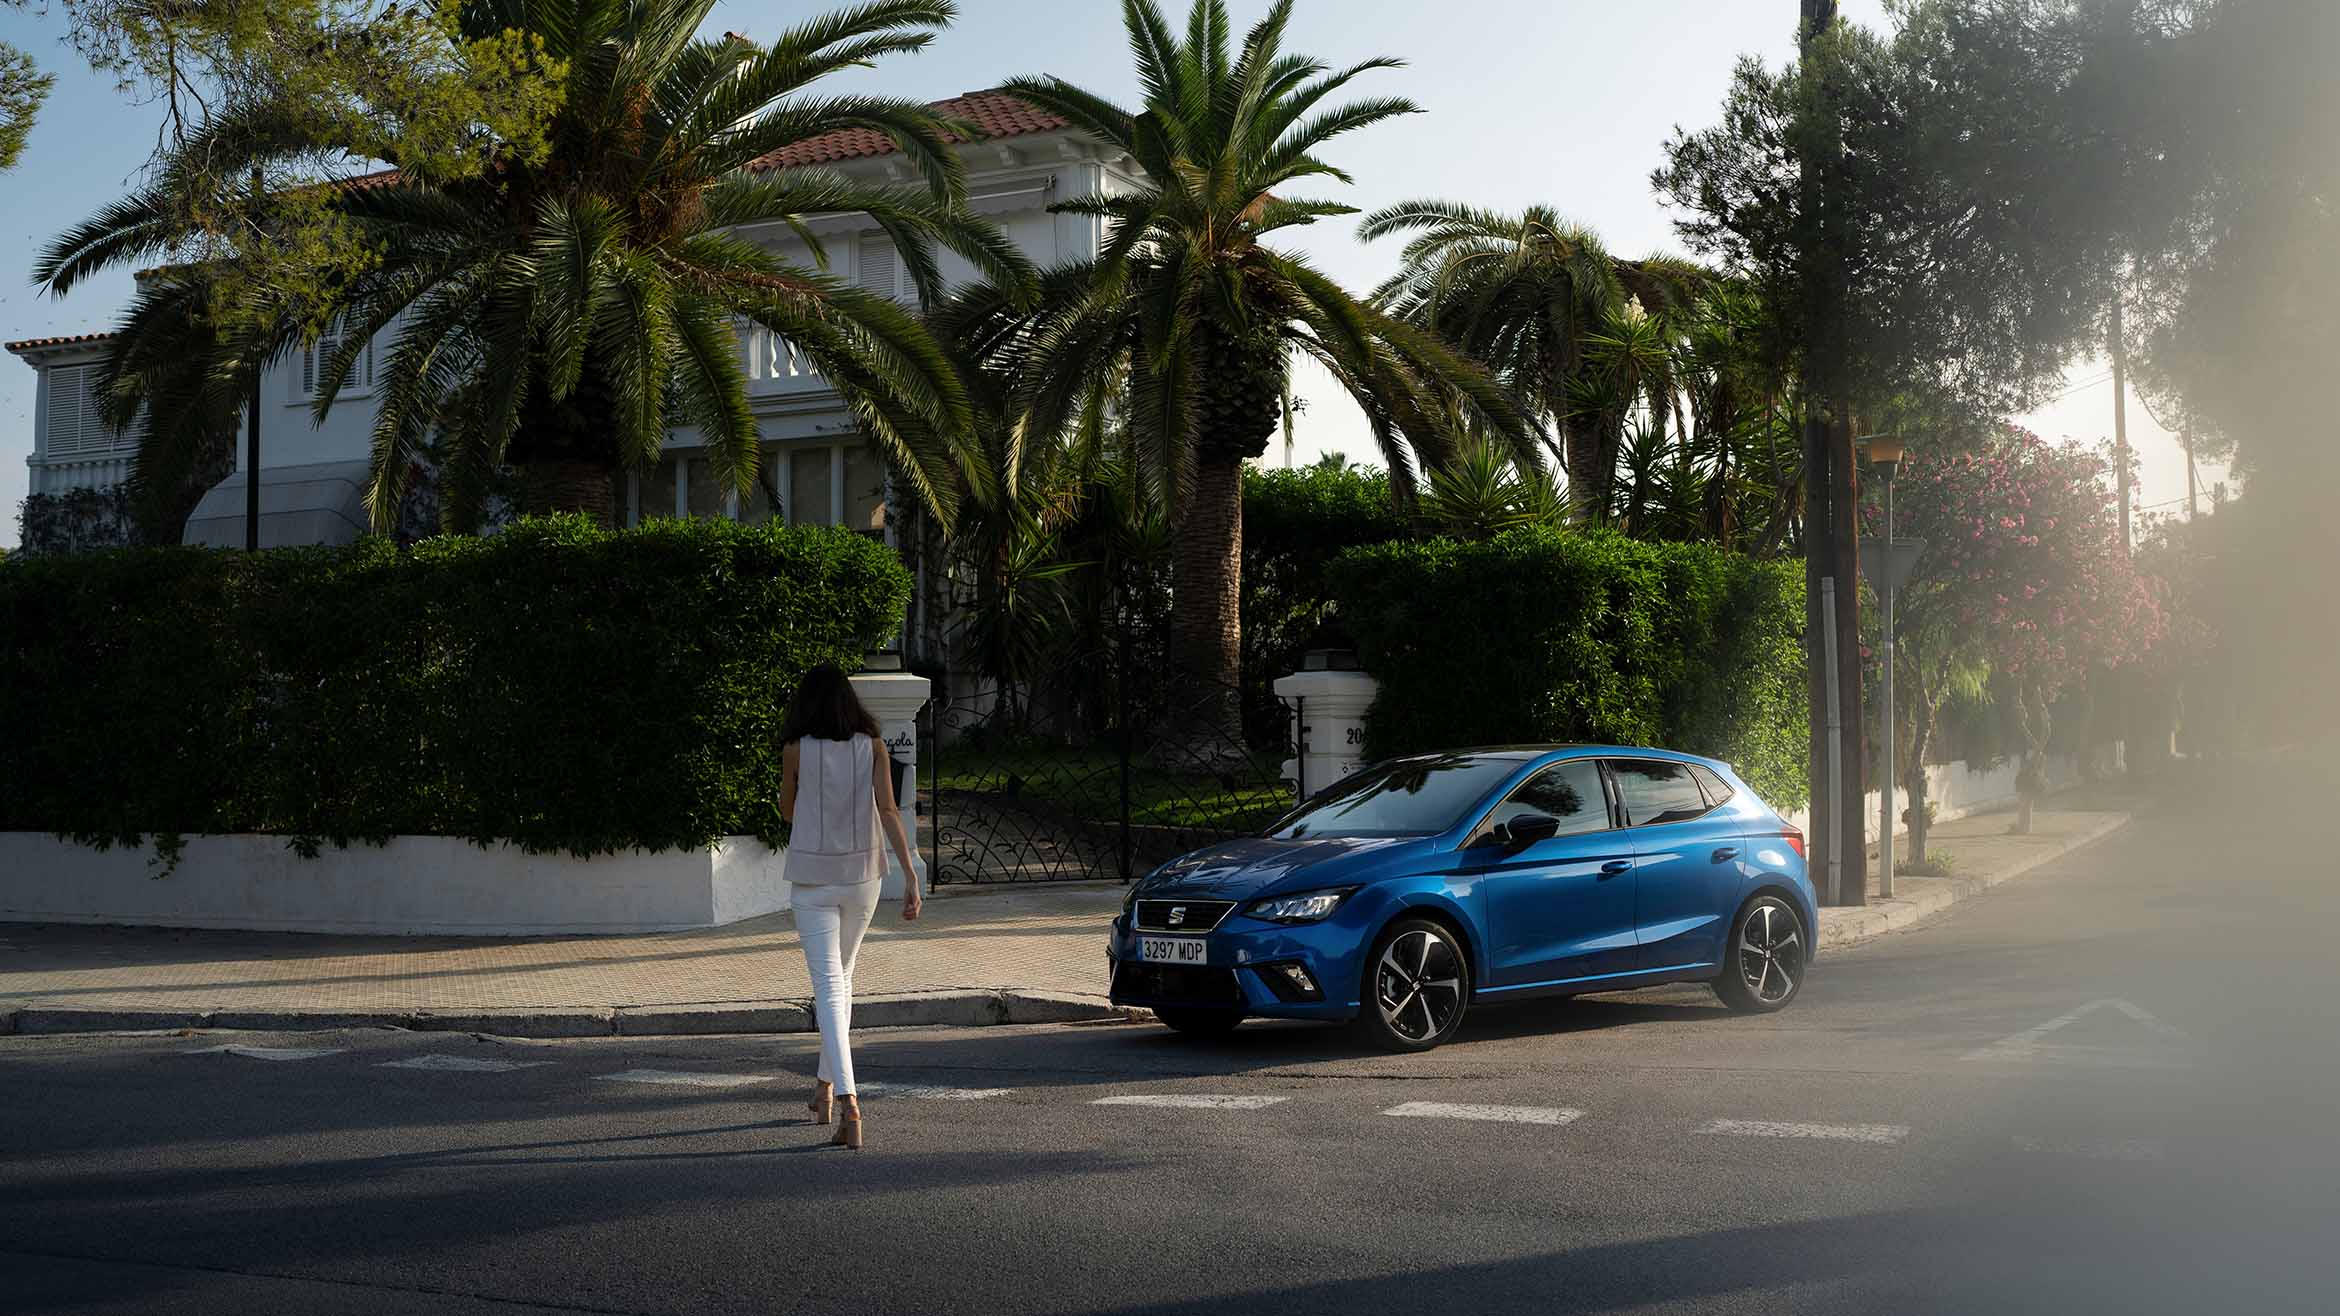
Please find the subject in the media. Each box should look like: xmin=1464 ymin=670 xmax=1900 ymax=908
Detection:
xmin=1134 ymin=835 xmax=1420 ymax=903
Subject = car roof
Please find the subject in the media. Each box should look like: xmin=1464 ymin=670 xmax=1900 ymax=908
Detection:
xmin=1381 ymin=745 xmax=1729 ymax=770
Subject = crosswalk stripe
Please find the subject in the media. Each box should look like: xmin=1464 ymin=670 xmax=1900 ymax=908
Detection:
xmin=857 ymin=1081 xmax=1010 ymax=1101
xmin=594 ymin=1069 xmax=774 ymax=1089
xmin=1094 ymin=1094 xmax=1287 ymax=1111
xmin=1701 ymin=1119 xmax=1909 ymax=1144
xmin=187 ymin=1045 xmax=344 ymax=1062
xmin=379 ymin=1055 xmax=554 ymax=1074
xmin=1383 ymin=1101 xmax=1584 ymax=1126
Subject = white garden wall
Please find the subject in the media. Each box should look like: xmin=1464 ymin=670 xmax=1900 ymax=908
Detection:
xmin=0 ymin=827 xmax=921 ymax=936
xmin=1781 ymin=741 xmax=2125 ymax=847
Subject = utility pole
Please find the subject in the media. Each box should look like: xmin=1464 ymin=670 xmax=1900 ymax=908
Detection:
xmin=1798 ymin=0 xmax=1863 ymax=904
xmin=2183 ymin=428 xmax=2199 ymax=519
xmin=2111 ymin=292 xmax=2131 ymax=552
xmin=245 ymin=165 xmax=263 ymax=552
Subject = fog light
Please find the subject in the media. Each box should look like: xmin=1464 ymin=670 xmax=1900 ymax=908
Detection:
xmin=1261 ymin=961 xmax=1321 ymax=1003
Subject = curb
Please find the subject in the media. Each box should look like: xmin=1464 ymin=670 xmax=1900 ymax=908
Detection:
xmin=2 ymin=989 xmax=1129 ymax=1040
xmin=1818 ymin=812 xmax=2131 ymax=950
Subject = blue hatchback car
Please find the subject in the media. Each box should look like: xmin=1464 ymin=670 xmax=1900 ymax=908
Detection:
xmin=1107 ymin=746 xmax=1817 ymax=1051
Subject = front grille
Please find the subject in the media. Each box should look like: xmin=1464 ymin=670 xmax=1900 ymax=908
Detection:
xmin=1132 ymin=899 xmax=1236 ymax=933
xmin=1111 ymin=961 xmax=1243 ymax=1006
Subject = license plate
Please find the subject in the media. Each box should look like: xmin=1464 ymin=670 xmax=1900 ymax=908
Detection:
xmin=1139 ymin=936 xmax=1208 ymax=966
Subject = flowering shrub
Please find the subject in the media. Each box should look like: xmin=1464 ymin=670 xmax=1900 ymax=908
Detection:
xmin=1869 ymin=427 xmax=2165 ymax=842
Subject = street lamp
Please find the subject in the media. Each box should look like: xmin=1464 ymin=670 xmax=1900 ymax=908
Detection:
xmin=1862 ymin=435 xmax=1908 ymax=899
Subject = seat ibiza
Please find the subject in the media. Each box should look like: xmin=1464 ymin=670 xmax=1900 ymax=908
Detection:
xmin=1107 ymin=746 xmax=1816 ymax=1051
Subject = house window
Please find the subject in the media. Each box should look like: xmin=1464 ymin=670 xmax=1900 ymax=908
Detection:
xmin=301 ymin=319 xmax=375 ymax=395
xmin=857 ymin=234 xmax=914 ymax=303
xmin=789 ymin=446 xmax=833 ymax=525
xmin=43 ymin=364 xmax=125 ymax=459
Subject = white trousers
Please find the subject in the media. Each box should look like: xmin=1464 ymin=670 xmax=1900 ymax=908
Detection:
xmin=791 ymin=879 xmax=881 ymax=1096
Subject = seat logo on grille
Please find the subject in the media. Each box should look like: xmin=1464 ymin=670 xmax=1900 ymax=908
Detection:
xmin=1168 ymin=905 xmax=1187 ymax=927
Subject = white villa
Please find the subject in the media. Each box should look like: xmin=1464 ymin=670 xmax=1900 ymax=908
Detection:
xmin=7 ymin=89 xmax=1137 ymax=551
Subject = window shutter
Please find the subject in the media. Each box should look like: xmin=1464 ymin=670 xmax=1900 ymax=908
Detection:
xmin=858 ymin=235 xmax=904 ymax=302
xmin=46 ymin=365 xmax=81 ymax=457
xmin=46 ymin=365 xmax=113 ymax=458
xmin=81 ymin=367 xmax=111 ymax=452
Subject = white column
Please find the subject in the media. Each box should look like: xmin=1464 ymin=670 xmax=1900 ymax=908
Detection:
xmin=626 ymin=470 xmax=640 ymax=527
xmin=673 ymin=456 xmax=690 ymax=519
xmin=1271 ymin=669 xmax=1380 ymax=800
xmin=847 ymin=670 xmax=932 ymax=898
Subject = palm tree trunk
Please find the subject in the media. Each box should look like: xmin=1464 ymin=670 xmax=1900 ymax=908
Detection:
xmin=520 ymin=460 xmax=616 ymax=526
xmin=1563 ymin=415 xmax=1605 ymax=522
xmin=1171 ymin=453 xmax=1245 ymax=734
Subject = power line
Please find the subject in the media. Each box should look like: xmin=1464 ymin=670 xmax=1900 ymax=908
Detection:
xmin=2048 ymin=371 xmax=2116 ymax=402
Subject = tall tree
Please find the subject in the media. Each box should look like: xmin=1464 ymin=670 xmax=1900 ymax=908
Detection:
xmin=39 ymin=0 xmax=1032 ymax=525
xmin=0 ymin=40 xmax=48 ymax=170
xmin=1360 ymin=202 xmax=1632 ymax=514
xmin=942 ymin=0 xmax=1536 ymax=721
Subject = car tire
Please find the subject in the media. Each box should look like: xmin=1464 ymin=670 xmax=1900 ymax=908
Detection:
xmin=1353 ymin=916 xmax=1472 ymax=1053
xmin=1152 ymin=1007 xmax=1243 ymax=1038
xmin=1713 ymin=894 xmax=1807 ymax=1014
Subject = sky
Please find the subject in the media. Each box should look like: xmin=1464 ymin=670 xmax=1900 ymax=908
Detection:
xmin=0 ymin=0 xmax=2223 ymax=548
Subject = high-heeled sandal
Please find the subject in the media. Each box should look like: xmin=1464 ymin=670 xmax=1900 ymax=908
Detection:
xmin=808 ymin=1082 xmax=833 ymax=1126
xmin=831 ymin=1099 xmax=863 ymax=1150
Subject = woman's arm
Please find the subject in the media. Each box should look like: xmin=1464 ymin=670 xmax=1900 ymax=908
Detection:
xmin=779 ymin=741 xmax=799 ymax=820
xmin=872 ymin=745 xmax=922 ymax=921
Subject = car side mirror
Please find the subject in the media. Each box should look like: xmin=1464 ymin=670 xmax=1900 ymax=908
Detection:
xmin=1506 ymin=813 xmax=1562 ymax=846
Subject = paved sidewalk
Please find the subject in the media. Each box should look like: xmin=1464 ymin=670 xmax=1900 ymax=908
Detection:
xmin=0 ymin=807 xmax=2126 ymax=1037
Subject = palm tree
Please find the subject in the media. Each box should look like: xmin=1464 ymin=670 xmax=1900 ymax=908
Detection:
xmin=1362 ymin=201 xmax=1709 ymax=518
xmin=39 ymin=0 xmax=1032 ymax=528
xmin=940 ymin=0 xmax=1536 ymax=724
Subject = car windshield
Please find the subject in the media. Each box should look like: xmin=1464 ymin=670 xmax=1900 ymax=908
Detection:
xmin=1268 ymin=755 xmax=1524 ymax=839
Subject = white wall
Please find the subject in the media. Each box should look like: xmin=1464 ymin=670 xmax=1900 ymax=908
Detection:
xmin=0 ymin=826 xmax=922 ymax=936
xmin=1782 ymin=742 xmax=2126 ymax=849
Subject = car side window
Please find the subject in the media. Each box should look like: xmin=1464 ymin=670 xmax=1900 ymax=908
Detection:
xmin=1689 ymin=764 xmax=1735 ymax=808
xmin=1610 ymin=759 xmax=1711 ymax=827
xmin=1474 ymin=760 xmax=1610 ymax=844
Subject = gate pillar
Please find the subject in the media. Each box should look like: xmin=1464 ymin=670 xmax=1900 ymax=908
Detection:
xmin=850 ymin=667 xmax=932 ymax=897
xmin=1272 ymin=668 xmax=1379 ymax=800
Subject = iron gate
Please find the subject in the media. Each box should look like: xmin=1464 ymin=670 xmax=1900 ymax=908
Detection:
xmin=918 ymin=646 xmax=1297 ymax=884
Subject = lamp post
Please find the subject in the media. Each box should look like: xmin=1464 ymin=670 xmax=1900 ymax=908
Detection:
xmin=1864 ymin=435 xmax=1906 ymax=898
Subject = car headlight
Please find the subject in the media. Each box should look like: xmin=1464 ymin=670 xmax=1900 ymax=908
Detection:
xmin=1247 ymin=889 xmax=1356 ymax=924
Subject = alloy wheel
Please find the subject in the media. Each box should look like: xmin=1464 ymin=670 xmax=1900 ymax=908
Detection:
xmin=1375 ymin=927 xmax=1465 ymax=1043
xmin=1738 ymin=902 xmax=1803 ymax=1005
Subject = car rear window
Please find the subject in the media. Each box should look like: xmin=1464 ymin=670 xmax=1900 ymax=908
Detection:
xmin=1609 ymin=759 xmax=1711 ymax=827
xmin=1690 ymin=763 xmax=1736 ymax=807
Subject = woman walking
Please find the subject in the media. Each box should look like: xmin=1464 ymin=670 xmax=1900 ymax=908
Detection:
xmin=779 ymin=664 xmax=923 ymax=1149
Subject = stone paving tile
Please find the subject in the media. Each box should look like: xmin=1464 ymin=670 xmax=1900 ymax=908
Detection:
xmin=0 ymin=887 xmax=1123 ymax=1013
xmin=0 ymin=810 xmax=2125 ymax=1016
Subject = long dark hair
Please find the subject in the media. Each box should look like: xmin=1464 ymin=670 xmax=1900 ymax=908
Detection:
xmin=781 ymin=663 xmax=881 ymax=744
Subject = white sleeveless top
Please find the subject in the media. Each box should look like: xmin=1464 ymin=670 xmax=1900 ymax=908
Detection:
xmin=787 ymin=733 xmax=883 ymax=886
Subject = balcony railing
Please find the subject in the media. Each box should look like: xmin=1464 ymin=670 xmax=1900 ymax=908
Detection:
xmin=744 ymin=325 xmax=832 ymax=398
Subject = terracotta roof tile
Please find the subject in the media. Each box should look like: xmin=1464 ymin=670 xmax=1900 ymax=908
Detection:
xmin=750 ymin=89 xmax=1071 ymax=171
xmin=5 ymin=331 xmax=118 ymax=354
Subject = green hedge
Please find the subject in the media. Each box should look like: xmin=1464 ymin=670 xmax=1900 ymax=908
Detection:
xmin=1240 ymin=465 xmax=1409 ymax=743
xmin=1326 ymin=527 xmax=1808 ymax=808
xmin=0 ymin=515 xmax=910 ymax=861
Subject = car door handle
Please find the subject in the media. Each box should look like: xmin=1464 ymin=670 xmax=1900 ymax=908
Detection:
xmin=1712 ymin=847 xmax=1741 ymax=864
xmin=1600 ymin=860 xmax=1633 ymax=878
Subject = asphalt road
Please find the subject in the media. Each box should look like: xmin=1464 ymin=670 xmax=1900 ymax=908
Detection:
xmin=6 ymin=764 xmax=2337 ymax=1315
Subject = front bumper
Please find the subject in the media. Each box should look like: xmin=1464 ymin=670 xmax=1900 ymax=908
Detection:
xmin=1106 ymin=910 xmax=1366 ymax=1021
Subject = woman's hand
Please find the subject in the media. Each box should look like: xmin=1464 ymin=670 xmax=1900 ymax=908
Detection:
xmin=902 ymin=884 xmax=923 ymax=921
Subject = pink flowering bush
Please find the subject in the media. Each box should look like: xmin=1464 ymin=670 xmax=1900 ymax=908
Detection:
xmin=1869 ymin=426 xmax=2165 ymax=846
